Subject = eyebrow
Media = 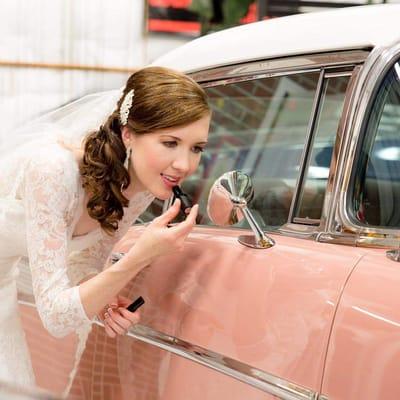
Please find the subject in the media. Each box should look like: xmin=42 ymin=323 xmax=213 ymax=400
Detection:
xmin=160 ymin=134 xmax=208 ymax=145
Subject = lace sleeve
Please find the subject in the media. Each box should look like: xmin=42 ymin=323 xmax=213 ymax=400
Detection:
xmin=24 ymin=154 xmax=91 ymax=338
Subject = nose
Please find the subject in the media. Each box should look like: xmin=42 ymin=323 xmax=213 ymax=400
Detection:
xmin=171 ymin=151 xmax=191 ymax=175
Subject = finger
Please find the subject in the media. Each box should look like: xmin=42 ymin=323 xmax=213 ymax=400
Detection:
xmin=105 ymin=299 xmax=118 ymax=311
xmin=104 ymin=323 xmax=116 ymax=338
xmin=170 ymin=204 xmax=199 ymax=236
xmin=119 ymin=308 xmax=141 ymax=323
xmin=109 ymin=300 xmax=118 ymax=308
xmin=105 ymin=321 xmax=123 ymax=337
xmin=105 ymin=315 xmax=127 ymax=335
xmin=107 ymin=308 xmax=131 ymax=330
xmin=153 ymin=198 xmax=181 ymax=226
xmin=184 ymin=203 xmax=199 ymax=223
xmin=117 ymin=295 xmax=133 ymax=308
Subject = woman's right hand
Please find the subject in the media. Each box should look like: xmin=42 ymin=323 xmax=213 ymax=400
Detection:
xmin=127 ymin=198 xmax=199 ymax=267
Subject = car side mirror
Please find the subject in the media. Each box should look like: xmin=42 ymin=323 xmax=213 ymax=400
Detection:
xmin=207 ymin=171 xmax=275 ymax=249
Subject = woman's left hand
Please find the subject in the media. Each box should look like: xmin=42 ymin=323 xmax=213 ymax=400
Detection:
xmin=101 ymin=295 xmax=141 ymax=338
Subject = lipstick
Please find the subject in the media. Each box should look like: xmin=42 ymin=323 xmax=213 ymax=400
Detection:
xmin=172 ymin=185 xmax=192 ymax=214
xmin=127 ymin=296 xmax=145 ymax=312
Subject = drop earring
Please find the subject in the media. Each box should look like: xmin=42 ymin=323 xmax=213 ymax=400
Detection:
xmin=124 ymin=147 xmax=132 ymax=170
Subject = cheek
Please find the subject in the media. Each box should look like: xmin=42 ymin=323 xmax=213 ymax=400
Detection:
xmin=188 ymin=155 xmax=201 ymax=175
xmin=135 ymin=144 xmax=170 ymax=172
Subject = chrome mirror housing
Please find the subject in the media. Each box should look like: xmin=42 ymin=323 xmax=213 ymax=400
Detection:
xmin=207 ymin=171 xmax=275 ymax=249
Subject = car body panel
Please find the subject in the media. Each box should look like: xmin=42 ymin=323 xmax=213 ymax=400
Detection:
xmin=19 ymin=304 xmax=79 ymax=395
xmin=112 ymin=225 xmax=365 ymax=396
xmin=154 ymin=4 xmax=400 ymax=73
xmin=321 ymin=250 xmax=400 ymax=400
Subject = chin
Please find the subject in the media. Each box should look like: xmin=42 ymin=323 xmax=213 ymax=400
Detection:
xmin=148 ymin=186 xmax=173 ymax=201
xmin=157 ymin=195 xmax=172 ymax=201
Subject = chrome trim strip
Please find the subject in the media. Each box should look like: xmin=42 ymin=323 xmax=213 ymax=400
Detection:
xmin=323 ymin=71 xmax=353 ymax=78
xmin=201 ymin=68 xmax=321 ymax=89
xmin=278 ymin=223 xmax=319 ymax=238
xmin=190 ymin=50 xmax=368 ymax=83
xmin=355 ymin=236 xmax=400 ymax=249
xmin=18 ymin=299 xmax=318 ymax=400
xmin=102 ymin=322 xmax=319 ymax=400
xmin=386 ymin=249 xmax=400 ymax=262
xmin=292 ymin=217 xmax=320 ymax=226
xmin=317 ymin=232 xmax=357 ymax=246
xmin=322 ymin=65 xmax=363 ymax=236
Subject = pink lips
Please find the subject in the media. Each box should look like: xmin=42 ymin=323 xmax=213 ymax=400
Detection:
xmin=160 ymin=174 xmax=180 ymax=189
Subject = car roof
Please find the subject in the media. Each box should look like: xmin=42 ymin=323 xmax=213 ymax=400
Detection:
xmin=153 ymin=4 xmax=400 ymax=73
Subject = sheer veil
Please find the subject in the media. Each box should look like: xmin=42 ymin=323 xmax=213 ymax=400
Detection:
xmin=0 ymin=89 xmax=122 ymax=165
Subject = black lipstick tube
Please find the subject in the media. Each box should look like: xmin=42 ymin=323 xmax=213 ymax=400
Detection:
xmin=172 ymin=185 xmax=192 ymax=213
xmin=127 ymin=296 xmax=145 ymax=313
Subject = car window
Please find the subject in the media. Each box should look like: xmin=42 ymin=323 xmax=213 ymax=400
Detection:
xmin=172 ymin=72 xmax=322 ymax=229
xmin=351 ymin=59 xmax=400 ymax=228
xmin=139 ymin=69 xmax=352 ymax=230
xmin=294 ymin=74 xmax=351 ymax=224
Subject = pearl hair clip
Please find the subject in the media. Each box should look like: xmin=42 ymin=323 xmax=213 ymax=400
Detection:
xmin=119 ymin=89 xmax=135 ymax=125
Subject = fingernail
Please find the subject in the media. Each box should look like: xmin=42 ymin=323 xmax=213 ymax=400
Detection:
xmin=107 ymin=308 xmax=113 ymax=314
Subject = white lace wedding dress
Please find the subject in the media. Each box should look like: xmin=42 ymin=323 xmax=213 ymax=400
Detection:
xmin=0 ymin=138 xmax=154 ymax=387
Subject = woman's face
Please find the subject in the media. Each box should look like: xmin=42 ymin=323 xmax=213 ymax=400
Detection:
xmin=125 ymin=114 xmax=211 ymax=200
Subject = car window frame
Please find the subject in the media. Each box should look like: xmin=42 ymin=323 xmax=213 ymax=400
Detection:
xmin=290 ymin=70 xmax=353 ymax=226
xmin=135 ymin=51 xmax=367 ymax=242
xmin=324 ymin=42 xmax=400 ymax=248
xmin=193 ymin=52 xmax=364 ymax=236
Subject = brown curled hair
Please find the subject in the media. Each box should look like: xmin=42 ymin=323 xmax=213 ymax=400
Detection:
xmin=79 ymin=66 xmax=210 ymax=235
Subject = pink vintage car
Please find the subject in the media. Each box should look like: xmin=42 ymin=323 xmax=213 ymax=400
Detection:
xmin=17 ymin=4 xmax=400 ymax=400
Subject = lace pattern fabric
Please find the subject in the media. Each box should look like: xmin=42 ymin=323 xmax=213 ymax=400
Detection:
xmin=0 ymin=278 xmax=35 ymax=386
xmin=23 ymin=144 xmax=154 ymax=337
xmin=0 ymin=140 xmax=154 ymax=387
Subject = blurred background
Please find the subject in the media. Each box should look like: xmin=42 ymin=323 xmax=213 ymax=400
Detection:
xmin=1 ymin=0 xmax=399 ymax=136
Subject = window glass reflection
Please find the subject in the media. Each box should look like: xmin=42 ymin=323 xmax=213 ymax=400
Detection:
xmin=352 ymin=61 xmax=400 ymax=228
xmin=179 ymin=72 xmax=320 ymax=229
xmin=295 ymin=74 xmax=350 ymax=222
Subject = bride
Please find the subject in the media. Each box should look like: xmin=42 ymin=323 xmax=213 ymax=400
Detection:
xmin=0 ymin=66 xmax=210 ymax=387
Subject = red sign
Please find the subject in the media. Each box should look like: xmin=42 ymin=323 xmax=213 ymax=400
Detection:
xmin=148 ymin=1 xmax=257 ymax=36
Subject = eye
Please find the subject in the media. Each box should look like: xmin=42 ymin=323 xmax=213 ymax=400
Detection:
xmin=192 ymin=146 xmax=205 ymax=154
xmin=163 ymin=141 xmax=177 ymax=148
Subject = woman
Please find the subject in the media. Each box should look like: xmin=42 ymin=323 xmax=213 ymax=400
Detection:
xmin=0 ymin=66 xmax=211 ymax=387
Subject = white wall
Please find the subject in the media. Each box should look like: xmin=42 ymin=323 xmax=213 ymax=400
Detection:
xmin=146 ymin=33 xmax=191 ymax=63
xmin=0 ymin=0 xmax=148 ymax=136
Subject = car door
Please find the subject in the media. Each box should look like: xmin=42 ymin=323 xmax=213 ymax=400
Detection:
xmin=322 ymin=55 xmax=400 ymax=400
xmin=111 ymin=54 xmax=369 ymax=400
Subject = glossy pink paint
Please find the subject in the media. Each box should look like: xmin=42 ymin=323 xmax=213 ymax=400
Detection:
xmin=322 ymin=249 xmax=400 ymax=400
xmin=115 ymin=225 xmax=366 ymax=398
xmin=19 ymin=305 xmax=79 ymax=394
